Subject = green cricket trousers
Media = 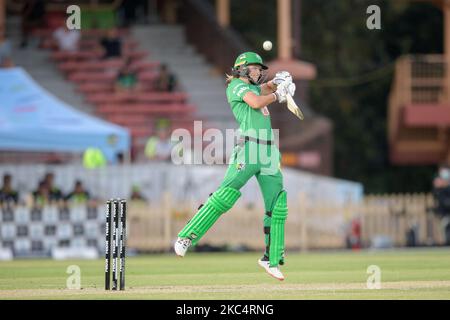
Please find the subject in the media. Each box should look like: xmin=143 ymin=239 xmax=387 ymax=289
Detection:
xmin=178 ymin=136 xmax=288 ymax=267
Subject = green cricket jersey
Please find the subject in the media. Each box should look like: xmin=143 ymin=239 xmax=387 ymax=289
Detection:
xmin=226 ymin=78 xmax=274 ymax=141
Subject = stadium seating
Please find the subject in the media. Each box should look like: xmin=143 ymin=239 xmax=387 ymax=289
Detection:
xmin=59 ymin=58 xmax=124 ymax=73
xmin=77 ymin=83 xmax=116 ymax=94
xmin=41 ymin=38 xmax=139 ymax=51
xmin=58 ymin=59 xmax=159 ymax=74
xmin=33 ymin=27 xmax=130 ymax=38
xmin=86 ymin=92 xmax=187 ymax=104
xmin=36 ymin=25 xmax=197 ymax=161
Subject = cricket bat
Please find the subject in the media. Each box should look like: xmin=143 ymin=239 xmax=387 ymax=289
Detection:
xmin=285 ymin=94 xmax=304 ymax=120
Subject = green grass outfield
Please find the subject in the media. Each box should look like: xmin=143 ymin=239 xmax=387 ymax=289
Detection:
xmin=1 ymin=248 xmax=450 ymax=299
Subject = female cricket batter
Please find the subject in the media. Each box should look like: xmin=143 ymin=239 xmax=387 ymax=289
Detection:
xmin=174 ymin=52 xmax=295 ymax=280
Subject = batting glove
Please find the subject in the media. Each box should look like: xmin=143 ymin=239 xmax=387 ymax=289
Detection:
xmin=286 ymin=82 xmax=296 ymax=96
xmin=274 ymin=82 xmax=288 ymax=103
xmin=272 ymin=71 xmax=292 ymax=86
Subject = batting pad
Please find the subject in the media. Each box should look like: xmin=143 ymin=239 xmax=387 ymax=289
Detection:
xmin=178 ymin=187 xmax=241 ymax=245
xmin=269 ymin=191 xmax=288 ymax=267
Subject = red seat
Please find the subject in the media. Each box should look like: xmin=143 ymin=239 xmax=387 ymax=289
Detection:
xmin=34 ymin=28 xmax=130 ymax=37
xmin=123 ymin=41 xmax=139 ymax=51
xmin=125 ymin=51 xmax=147 ymax=60
xmin=59 ymin=58 xmax=124 ymax=73
xmin=130 ymin=61 xmax=160 ymax=71
xmin=135 ymin=92 xmax=187 ymax=103
xmin=40 ymin=38 xmax=57 ymax=50
xmin=137 ymin=71 xmax=158 ymax=81
xmin=128 ymin=127 xmax=152 ymax=138
xmin=87 ymin=94 xmax=124 ymax=104
xmin=51 ymin=50 xmax=104 ymax=61
xmin=96 ymin=104 xmax=196 ymax=116
xmin=77 ymin=82 xmax=115 ymax=94
xmin=86 ymin=92 xmax=188 ymax=104
xmin=106 ymin=115 xmax=153 ymax=127
xmin=69 ymin=72 xmax=117 ymax=83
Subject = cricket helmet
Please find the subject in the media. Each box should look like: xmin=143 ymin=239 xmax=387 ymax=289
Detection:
xmin=231 ymin=52 xmax=268 ymax=84
xmin=233 ymin=52 xmax=268 ymax=70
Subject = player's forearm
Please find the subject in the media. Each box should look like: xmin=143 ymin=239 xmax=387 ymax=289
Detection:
xmin=267 ymin=80 xmax=277 ymax=91
xmin=243 ymin=90 xmax=278 ymax=109
xmin=250 ymin=94 xmax=278 ymax=109
xmin=260 ymin=80 xmax=277 ymax=95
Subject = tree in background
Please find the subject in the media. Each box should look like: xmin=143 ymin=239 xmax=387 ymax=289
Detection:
xmin=230 ymin=0 xmax=442 ymax=193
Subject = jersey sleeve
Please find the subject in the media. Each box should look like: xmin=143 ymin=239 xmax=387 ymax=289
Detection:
xmin=227 ymin=81 xmax=252 ymax=103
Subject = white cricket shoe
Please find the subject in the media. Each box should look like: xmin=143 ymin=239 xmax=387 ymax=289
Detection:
xmin=258 ymin=258 xmax=285 ymax=281
xmin=174 ymin=237 xmax=192 ymax=257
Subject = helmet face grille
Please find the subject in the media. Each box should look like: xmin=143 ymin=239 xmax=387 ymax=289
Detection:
xmin=232 ymin=65 xmax=267 ymax=85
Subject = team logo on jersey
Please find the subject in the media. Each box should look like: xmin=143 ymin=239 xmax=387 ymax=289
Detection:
xmin=261 ymin=106 xmax=270 ymax=116
xmin=236 ymin=163 xmax=246 ymax=171
xmin=237 ymin=87 xmax=248 ymax=97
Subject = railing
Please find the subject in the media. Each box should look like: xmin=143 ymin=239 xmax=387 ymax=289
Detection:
xmin=1 ymin=193 xmax=446 ymax=258
xmin=178 ymin=0 xmax=251 ymax=74
xmin=410 ymin=55 xmax=447 ymax=104
xmin=388 ymin=54 xmax=449 ymax=143
xmin=392 ymin=54 xmax=447 ymax=105
xmin=360 ymin=193 xmax=444 ymax=246
xmin=128 ymin=192 xmax=446 ymax=252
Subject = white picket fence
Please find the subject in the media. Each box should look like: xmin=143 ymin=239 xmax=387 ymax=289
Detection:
xmin=0 ymin=193 xmax=445 ymax=259
xmin=127 ymin=192 xmax=446 ymax=252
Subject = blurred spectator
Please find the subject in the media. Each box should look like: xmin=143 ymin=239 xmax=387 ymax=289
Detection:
xmin=119 ymin=0 xmax=138 ymax=27
xmin=65 ymin=180 xmax=90 ymax=204
xmin=344 ymin=215 xmax=361 ymax=250
xmin=349 ymin=218 xmax=361 ymax=250
xmin=0 ymin=29 xmax=13 ymax=68
xmin=155 ymin=64 xmax=176 ymax=92
xmin=130 ymin=185 xmax=147 ymax=202
xmin=432 ymin=165 xmax=450 ymax=217
xmin=145 ymin=124 xmax=174 ymax=161
xmin=43 ymin=172 xmax=63 ymax=201
xmin=116 ymin=152 xmax=125 ymax=164
xmin=52 ymin=22 xmax=80 ymax=52
xmin=32 ymin=180 xmax=49 ymax=206
xmin=115 ymin=58 xmax=140 ymax=93
xmin=100 ymin=27 xmax=122 ymax=59
xmin=406 ymin=223 xmax=418 ymax=247
xmin=83 ymin=147 xmax=107 ymax=169
xmin=20 ymin=0 xmax=46 ymax=48
xmin=433 ymin=165 xmax=450 ymax=188
xmin=430 ymin=166 xmax=450 ymax=245
xmin=0 ymin=174 xmax=19 ymax=204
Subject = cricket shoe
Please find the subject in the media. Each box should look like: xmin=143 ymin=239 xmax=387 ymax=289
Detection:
xmin=258 ymin=257 xmax=285 ymax=281
xmin=259 ymin=254 xmax=285 ymax=266
xmin=174 ymin=237 xmax=192 ymax=257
